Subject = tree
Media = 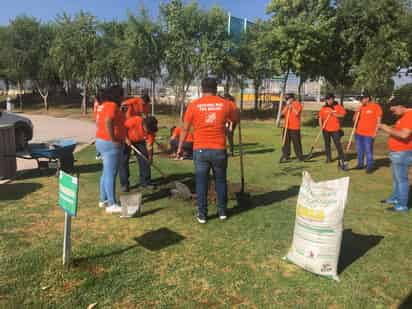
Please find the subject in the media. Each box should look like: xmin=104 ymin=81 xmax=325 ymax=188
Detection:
xmin=325 ymin=0 xmax=408 ymax=100
xmin=5 ymin=16 xmax=42 ymax=110
xmin=160 ymin=0 xmax=204 ymax=115
xmin=124 ymin=8 xmax=164 ymax=114
xmin=33 ymin=24 xmax=59 ymax=111
xmin=51 ymin=12 xmax=99 ymax=114
xmin=267 ymin=0 xmax=336 ymax=124
xmin=96 ymin=21 xmax=125 ymax=88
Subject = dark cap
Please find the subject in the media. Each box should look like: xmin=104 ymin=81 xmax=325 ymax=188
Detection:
xmin=326 ymin=93 xmax=335 ymax=100
xmin=285 ymin=93 xmax=295 ymax=100
xmin=201 ymin=78 xmax=218 ymax=94
xmin=360 ymin=93 xmax=371 ymax=100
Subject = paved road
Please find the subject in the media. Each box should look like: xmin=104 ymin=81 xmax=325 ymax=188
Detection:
xmin=17 ymin=114 xmax=96 ymax=171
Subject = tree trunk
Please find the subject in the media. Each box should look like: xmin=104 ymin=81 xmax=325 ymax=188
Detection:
xmin=254 ymin=81 xmax=259 ymax=112
xmin=81 ymin=83 xmax=88 ymax=115
xmin=276 ymin=71 xmax=290 ymax=127
xmin=151 ymin=78 xmax=156 ymax=116
xmin=17 ymin=80 xmax=23 ymax=111
xmin=36 ymin=84 xmax=49 ymax=111
xmin=340 ymin=88 xmax=345 ymax=107
xmin=298 ymin=78 xmax=304 ymax=101
xmin=240 ymin=82 xmax=244 ymax=112
xmin=5 ymin=79 xmax=9 ymax=93
xmin=225 ymin=75 xmax=231 ymax=95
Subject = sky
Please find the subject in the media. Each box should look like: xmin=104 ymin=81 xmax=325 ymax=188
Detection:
xmin=0 ymin=0 xmax=270 ymax=25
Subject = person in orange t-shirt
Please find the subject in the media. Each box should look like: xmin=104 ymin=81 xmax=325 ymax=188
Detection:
xmin=280 ymin=93 xmax=304 ymax=162
xmin=119 ymin=115 xmax=158 ymax=192
xmin=379 ymin=104 xmax=412 ymax=212
xmin=122 ymin=94 xmax=151 ymax=119
xmin=318 ymin=94 xmax=347 ymax=170
xmin=170 ymin=126 xmax=194 ymax=158
xmin=178 ymin=78 xmax=239 ymax=223
xmin=353 ymin=94 xmax=383 ymax=173
xmin=95 ymin=86 xmax=126 ymax=213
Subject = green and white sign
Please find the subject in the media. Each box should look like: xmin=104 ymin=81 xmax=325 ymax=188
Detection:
xmin=58 ymin=171 xmax=79 ymax=217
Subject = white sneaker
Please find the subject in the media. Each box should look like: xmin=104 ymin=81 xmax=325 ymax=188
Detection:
xmin=106 ymin=204 xmax=123 ymax=214
xmin=99 ymin=201 xmax=108 ymax=208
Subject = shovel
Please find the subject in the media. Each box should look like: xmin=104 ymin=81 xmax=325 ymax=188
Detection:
xmin=279 ymin=107 xmax=291 ymax=163
xmin=306 ymin=112 xmax=332 ymax=161
xmin=129 ymin=144 xmax=192 ymax=199
xmin=346 ymin=110 xmax=361 ymax=152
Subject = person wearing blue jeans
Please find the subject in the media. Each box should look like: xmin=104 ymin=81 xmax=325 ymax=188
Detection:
xmin=178 ymin=78 xmax=239 ymax=224
xmin=95 ymin=85 xmax=126 ymax=214
xmin=193 ymin=149 xmax=228 ymax=220
xmin=96 ymin=139 xmax=121 ymax=206
xmin=379 ymin=104 xmax=412 ymax=212
xmin=355 ymin=134 xmax=374 ymax=170
xmin=353 ymin=95 xmax=382 ymax=173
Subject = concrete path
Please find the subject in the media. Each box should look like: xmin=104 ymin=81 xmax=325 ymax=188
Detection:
xmin=17 ymin=114 xmax=96 ymax=171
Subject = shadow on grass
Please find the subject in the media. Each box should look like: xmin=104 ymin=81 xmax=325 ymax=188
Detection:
xmin=134 ymin=228 xmax=185 ymax=251
xmin=74 ymin=163 xmax=102 ymax=174
xmin=243 ymin=148 xmax=276 ymax=155
xmin=73 ymin=228 xmax=184 ymax=265
xmin=338 ymin=229 xmax=384 ymax=274
xmin=399 ymin=292 xmax=412 ymax=309
xmin=0 ymin=182 xmax=43 ymax=201
xmin=15 ymin=168 xmax=57 ymax=180
xmin=229 ymin=185 xmax=300 ymax=218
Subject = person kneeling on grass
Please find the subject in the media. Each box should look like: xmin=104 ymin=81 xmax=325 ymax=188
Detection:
xmin=178 ymin=77 xmax=239 ymax=224
xmin=95 ymin=86 xmax=126 ymax=214
xmin=119 ymin=115 xmax=158 ymax=193
xmin=170 ymin=126 xmax=194 ymax=159
xmin=379 ymin=104 xmax=412 ymax=213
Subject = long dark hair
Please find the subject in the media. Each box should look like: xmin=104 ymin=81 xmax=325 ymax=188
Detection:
xmin=100 ymin=85 xmax=124 ymax=106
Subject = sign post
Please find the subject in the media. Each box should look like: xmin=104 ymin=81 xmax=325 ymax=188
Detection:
xmin=58 ymin=171 xmax=79 ymax=266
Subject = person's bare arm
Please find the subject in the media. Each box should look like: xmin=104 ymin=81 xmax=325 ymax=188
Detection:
xmin=177 ymin=122 xmax=191 ymax=157
xmin=379 ymin=125 xmax=412 ymax=140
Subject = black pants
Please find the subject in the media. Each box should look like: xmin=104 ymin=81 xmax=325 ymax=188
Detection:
xmin=282 ymin=129 xmax=303 ymax=160
xmin=226 ymin=128 xmax=235 ymax=155
xmin=323 ymin=131 xmax=345 ymax=161
xmin=170 ymin=139 xmax=194 ymax=159
xmin=119 ymin=141 xmax=151 ymax=187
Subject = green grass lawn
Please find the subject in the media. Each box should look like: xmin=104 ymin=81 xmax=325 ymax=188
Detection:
xmin=1 ymin=121 xmax=411 ymax=308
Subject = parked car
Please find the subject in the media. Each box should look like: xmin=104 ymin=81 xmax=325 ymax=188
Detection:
xmin=0 ymin=111 xmax=33 ymax=151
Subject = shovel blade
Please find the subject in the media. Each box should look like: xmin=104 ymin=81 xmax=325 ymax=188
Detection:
xmin=120 ymin=193 xmax=143 ymax=218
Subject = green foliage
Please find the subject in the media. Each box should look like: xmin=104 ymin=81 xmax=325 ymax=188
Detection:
xmin=160 ymin=0 xmax=204 ymax=105
xmin=50 ymin=12 xmax=99 ymax=95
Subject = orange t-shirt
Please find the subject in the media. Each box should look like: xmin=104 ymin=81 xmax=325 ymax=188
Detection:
xmin=96 ymin=101 xmax=126 ymax=142
xmin=319 ymin=104 xmax=346 ymax=132
xmin=123 ymin=97 xmax=150 ymax=119
xmin=388 ymin=110 xmax=412 ymax=152
xmin=356 ymin=103 xmax=383 ymax=137
xmin=172 ymin=127 xmax=194 ymax=143
xmin=184 ymin=95 xmax=237 ymax=150
xmin=125 ymin=116 xmax=145 ymax=143
xmin=282 ymin=101 xmax=303 ymax=130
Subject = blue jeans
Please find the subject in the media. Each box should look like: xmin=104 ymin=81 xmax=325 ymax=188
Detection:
xmin=193 ymin=149 xmax=228 ymax=218
xmin=119 ymin=142 xmax=151 ymax=187
xmin=96 ymin=138 xmax=121 ymax=206
xmin=355 ymin=134 xmax=374 ymax=169
xmin=389 ymin=151 xmax=412 ymax=208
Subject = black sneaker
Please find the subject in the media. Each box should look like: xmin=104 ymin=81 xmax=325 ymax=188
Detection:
xmin=354 ymin=165 xmax=364 ymax=170
xmin=121 ymin=185 xmax=130 ymax=193
xmin=197 ymin=215 xmax=207 ymax=224
xmin=218 ymin=210 xmax=227 ymax=221
xmin=366 ymin=168 xmax=375 ymax=174
xmin=279 ymin=156 xmax=290 ymax=163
